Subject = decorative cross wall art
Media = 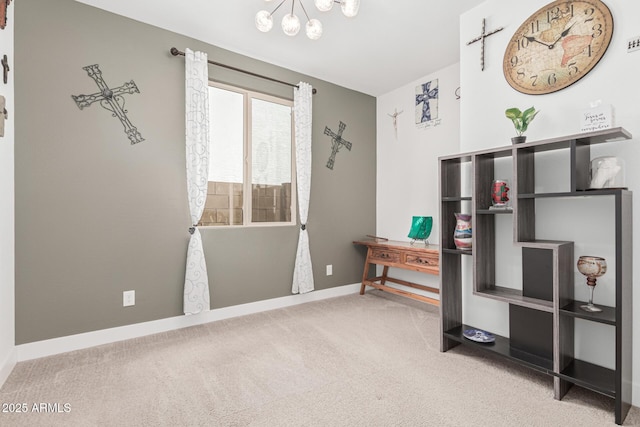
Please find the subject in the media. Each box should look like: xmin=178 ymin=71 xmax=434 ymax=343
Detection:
xmin=324 ymin=121 xmax=352 ymax=170
xmin=388 ymin=108 xmax=403 ymax=139
xmin=467 ymin=18 xmax=504 ymax=71
xmin=415 ymin=80 xmax=439 ymax=125
xmin=72 ymin=64 xmax=144 ymax=144
xmin=0 ymin=95 xmax=6 ymax=137
xmin=1 ymin=54 xmax=8 ymax=84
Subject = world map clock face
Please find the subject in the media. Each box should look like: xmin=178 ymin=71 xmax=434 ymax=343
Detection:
xmin=503 ymin=0 xmax=613 ymax=95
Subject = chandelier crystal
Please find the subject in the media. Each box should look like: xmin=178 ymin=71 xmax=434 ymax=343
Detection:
xmin=255 ymin=10 xmax=274 ymax=32
xmin=340 ymin=0 xmax=360 ymax=18
xmin=255 ymin=0 xmax=358 ymax=40
xmin=281 ymin=13 xmax=301 ymax=36
xmin=306 ymin=18 xmax=323 ymax=40
xmin=314 ymin=0 xmax=333 ymax=12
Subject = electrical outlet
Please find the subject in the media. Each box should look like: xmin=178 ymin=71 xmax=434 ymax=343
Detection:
xmin=123 ymin=290 xmax=135 ymax=307
xmin=326 ymin=264 xmax=333 ymax=276
xmin=627 ymin=36 xmax=640 ymax=53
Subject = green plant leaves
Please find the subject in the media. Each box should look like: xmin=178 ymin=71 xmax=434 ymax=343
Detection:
xmin=505 ymin=106 xmax=538 ymax=136
xmin=505 ymin=108 xmax=522 ymax=120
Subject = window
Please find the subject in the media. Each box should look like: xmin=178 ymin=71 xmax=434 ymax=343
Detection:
xmin=200 ymin=82 xmax=296 ymax=227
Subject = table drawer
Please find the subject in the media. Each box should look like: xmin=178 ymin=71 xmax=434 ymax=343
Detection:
xmin=370 ymin=248 xmax=400 ymax=263
xmin=405 ymin=252 xmax=438 ymax=270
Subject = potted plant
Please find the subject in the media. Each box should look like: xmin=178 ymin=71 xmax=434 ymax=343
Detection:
xmin=505 ymin=106 xmax=539 ymax=144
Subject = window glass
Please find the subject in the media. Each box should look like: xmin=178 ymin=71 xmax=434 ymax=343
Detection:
xmin=251 ymin=98 xmax=293 ymax=223
xmin=200 ymin=83 xmax=295 ymax=227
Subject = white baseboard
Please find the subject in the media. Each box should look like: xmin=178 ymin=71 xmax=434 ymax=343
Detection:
xmin=0 ymin=347 xmax=16 ymax=388
xmin=16 ymin=283 xmax=361 ymax=362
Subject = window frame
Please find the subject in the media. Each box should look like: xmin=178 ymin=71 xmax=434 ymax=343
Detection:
xmin=205 ymin=81 xmax=297 ymax=228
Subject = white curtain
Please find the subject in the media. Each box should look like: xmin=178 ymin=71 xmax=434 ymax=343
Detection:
xmin=292 ymin=82 xmax=314 ymax=294
xmin=183 ymin=48 xmax=211 ymax=314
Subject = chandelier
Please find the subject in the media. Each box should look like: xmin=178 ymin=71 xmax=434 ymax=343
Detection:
xmin=255 ymin=0 xmax=361 ymax=40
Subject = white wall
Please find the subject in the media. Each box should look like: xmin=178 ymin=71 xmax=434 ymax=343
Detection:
xmin=376 ymin=62 xmax=461 ymax=292
xmin=0 ymin=3 xmax=16 ymax=386
xmin=460 ymin=0 xmax=640 ymax=403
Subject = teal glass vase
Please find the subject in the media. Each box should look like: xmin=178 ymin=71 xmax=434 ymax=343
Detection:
xmin=408 ymin=216 xmax=433 ymax=245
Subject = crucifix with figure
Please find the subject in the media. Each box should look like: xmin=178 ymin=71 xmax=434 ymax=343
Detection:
xmin=467 ymin=18 xmax=503 ymax=71
xmin=388 ymin=108 xmax=403 ymax=139
xmin=324 ymin=121 xmax=352 ymax=170
xmin=72 ymin=64 xmax=144 ymax=144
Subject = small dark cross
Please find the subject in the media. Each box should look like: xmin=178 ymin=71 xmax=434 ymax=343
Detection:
xmin=1 ymin=54 xmax=8 ymax=84
xmin=416 ymin=81 xmax=438 ymax=123
xmin=72 ymin=64 xmax=144 ymax=144
xmin=324 ymin=121 xmax=352 ymax=170
xmin=467 ymin=18 xmax=504 ymax=71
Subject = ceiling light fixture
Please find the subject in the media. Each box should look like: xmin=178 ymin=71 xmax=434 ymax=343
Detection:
xmin=255 ymin=0 xmax=360 ymax=40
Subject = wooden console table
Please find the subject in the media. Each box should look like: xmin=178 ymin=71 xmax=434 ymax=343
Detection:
xmin=353 ymin=239 xmax=439 ymax=306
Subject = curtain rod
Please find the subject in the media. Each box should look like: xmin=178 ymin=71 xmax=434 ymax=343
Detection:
xmin=170 ymin=47 xmax=317 ymax=94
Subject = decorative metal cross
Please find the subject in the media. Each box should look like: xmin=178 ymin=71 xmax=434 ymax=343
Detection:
xmin=467 ymin=18 xmax=504 ymax=71
xmin=1 ymin=54 xmax=8 ymax=84
xmin=324 ymin=121 xmax=352 ymax=170
xmin=72 ymin=64 xmax=144 ymax=144
xmin=416 ymin=81 xmax=438 ymax=123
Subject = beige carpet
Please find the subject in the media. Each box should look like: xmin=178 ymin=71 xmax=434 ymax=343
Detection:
xmin=1 ymin=291 xmax=639 ymax=426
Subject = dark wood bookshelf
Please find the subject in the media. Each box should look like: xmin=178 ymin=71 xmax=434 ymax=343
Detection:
xmin=559 ymin=359 xmax=616 ymax=398
xmin=442 ymin=196 xmax=472 ymax=202
xmin=441 ymin=248 xmax=472 ymax=255
xmin=475 ymin=287 xmax=554 ymax=312
xmin=476 ymin=209 xmax=513 ymax=214
xmin=443 ymin=325 xmax=554 ymax=373
xmin=560 ymin=301 xmax=616 ymax=326
xmin=518 ymin=188 xmax=628 ymax=199
xmin=439 ymin=127 xmax=633 ymax=425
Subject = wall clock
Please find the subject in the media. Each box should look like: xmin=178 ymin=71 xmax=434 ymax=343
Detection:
xmin=503 ymin=0 xmax=613 ymax=95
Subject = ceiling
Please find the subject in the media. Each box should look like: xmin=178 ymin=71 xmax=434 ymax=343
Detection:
xmin=75 ymin=0 xmax=485 ymax=96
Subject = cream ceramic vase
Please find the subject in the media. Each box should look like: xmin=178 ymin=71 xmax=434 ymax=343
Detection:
xmin=453 ymin=213 xmax=472 ymax=250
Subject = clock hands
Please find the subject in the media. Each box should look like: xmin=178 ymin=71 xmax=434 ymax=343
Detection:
xmin=549 ymin=22 xmax=577 ymax=49
xmin=524 ymin=36 xmax=554 ymax=49
xmin=524 ymin=21 xmax=577 ymax=50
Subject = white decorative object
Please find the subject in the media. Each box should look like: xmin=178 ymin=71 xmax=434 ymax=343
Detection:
xmin=292 ymin=82 xmax=314 ymax=294
xmin=282 ymin=12 xmax=301 ymax=36
xmin=183 ymin=48 xmax=211 ymax=315
xmin=256 ymin=0 xmax=358 ymax=40
xmin=387 ymin=108 xmax=403 ymax=139
xmin=255 ymin=10 xmax=274 ymax=32
xmin=305 ymin=18 xmax=323 ymax=39
xmin=590 ymin=156 xmax=625 ymax=189
xmin=580 ymin=104 xmax=613 ymax=133
xmin=340 ymin=0 xmax=360 ymax=17
xmin=314 ymin=0 xmax=333 ymax=12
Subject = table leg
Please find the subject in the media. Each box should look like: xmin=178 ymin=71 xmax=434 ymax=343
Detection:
xmin=360 ymin=248 xmax=372 ymax=295
xmin=380 ymin=266 xmax=389 ymax=286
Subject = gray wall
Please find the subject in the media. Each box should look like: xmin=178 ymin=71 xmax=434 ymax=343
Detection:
xmin=14 ymin=0 xmax=376 ymax=344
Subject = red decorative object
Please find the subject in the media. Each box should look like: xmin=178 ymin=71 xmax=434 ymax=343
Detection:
xmin=491 ymin=179 xmax=510 ymax=208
